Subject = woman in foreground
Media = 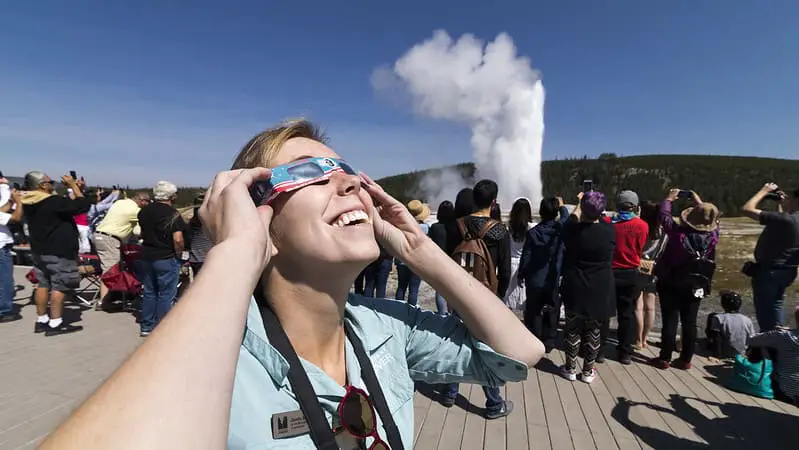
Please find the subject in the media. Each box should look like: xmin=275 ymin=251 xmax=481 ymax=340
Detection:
xmin=39 ymin=119 xmax=543 ymax=450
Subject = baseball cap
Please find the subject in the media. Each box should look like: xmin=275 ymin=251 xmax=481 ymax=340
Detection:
xmin=617 ymin=190 xmax=639 ymax=209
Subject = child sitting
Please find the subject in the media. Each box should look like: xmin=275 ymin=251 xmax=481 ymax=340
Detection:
xmin=705 ymin=291 xmax=755 ymax=358
xmin=749 ymin=307 xmax=799 ymax=406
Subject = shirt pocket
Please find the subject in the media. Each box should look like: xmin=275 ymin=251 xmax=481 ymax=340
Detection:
xmin=378 ymin=358 xmax=414 ymax=414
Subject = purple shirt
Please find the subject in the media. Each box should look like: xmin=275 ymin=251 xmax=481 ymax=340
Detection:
xmin=654 ymin=200 xmax=719 ymax=283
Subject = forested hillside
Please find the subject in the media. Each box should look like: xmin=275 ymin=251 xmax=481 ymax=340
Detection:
xmin=376 ymin=154 xmax=799 ymax=216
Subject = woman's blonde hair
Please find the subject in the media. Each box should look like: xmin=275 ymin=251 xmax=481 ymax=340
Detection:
xmin=232 ymin=119 xmax=327 ymax=170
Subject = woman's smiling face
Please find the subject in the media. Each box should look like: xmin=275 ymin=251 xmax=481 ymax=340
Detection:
xmin=267 ymin=137 xmax=380 ymax=270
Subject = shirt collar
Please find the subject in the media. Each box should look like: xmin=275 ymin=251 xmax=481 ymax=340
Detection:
xmin=241 ymin=294 xmax=394 ymax=389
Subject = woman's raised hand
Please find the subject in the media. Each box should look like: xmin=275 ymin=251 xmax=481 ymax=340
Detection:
xmin=199 ymin=168 xmax=274 ymax=270
xmin=360 ymin=173 xmax=428 ymax=260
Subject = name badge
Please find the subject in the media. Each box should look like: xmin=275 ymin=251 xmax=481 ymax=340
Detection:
xmin=271 ymin=410 xmax=311 ymax=439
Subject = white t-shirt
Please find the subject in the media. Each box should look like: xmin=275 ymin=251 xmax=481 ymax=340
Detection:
xmin=0 ymin=183 xmax=10 ymax=210
xmin=0 ymin=211 xmax=13 ymax=247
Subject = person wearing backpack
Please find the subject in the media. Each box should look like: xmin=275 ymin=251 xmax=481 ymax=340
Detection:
xmin=652 ymin=188 xmax=720 ymax=370
xmin=438 ymin=179 xmax=514 ymax=419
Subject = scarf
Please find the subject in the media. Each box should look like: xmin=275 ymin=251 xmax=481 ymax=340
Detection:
xmin=611 ymin=210 xmax=637 ymax=224
xmin=20 ymin=191 xmax=55 ymax=205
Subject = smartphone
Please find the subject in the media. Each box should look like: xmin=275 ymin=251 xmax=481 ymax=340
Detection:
xmin=582 ymin=179 xmax=593 ymax=192
xmin=69 ymin=170 xmax=77 ymax=179
xmin=677 ymin=190 xmax=693 ymax=199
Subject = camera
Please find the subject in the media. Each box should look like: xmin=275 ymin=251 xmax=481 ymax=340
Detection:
xmin=582 ymin=179 xmax=593 ymax=192
xmin=677 ymin=190 xmax=693 ymax=199
xmin=764 ymin=189 xmax=785 ymax=201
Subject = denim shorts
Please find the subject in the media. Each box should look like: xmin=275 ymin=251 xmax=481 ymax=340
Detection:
xmin=33 ymin=254 xmax=80 ymax=292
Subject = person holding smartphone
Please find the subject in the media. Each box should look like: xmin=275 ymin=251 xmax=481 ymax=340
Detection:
xmin=652 ymin=189 xmax=719 ymax=370
xmin=21 ymin=171 xmax=90 ymax=335
xmin=742 ymin=183 xmax=799 ymax=332
xmin=0 ymin=181 xmax=25 ymax=323
xmin=39 ymin=119 xmax=543 ymax=450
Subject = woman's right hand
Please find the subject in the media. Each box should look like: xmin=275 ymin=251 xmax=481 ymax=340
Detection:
xmin=199 ymin=168 xmax=274 ymax=270
xmin=666 ymin=188 xmax=680 ymax=202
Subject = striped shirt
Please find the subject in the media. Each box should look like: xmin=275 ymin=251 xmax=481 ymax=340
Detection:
xmin=188 ymin=212 xmax=212 ymax=263
xmin=750 ymin=328 xmax=799 ymax=401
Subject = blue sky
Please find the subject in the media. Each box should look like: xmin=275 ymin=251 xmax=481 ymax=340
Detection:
xmin=1 ymin=1 xmax=797 ymax=186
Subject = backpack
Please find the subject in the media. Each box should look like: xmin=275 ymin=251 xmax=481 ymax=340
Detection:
xmin=452 ymin=217 xmax=499 ymax=294
xmin=672 ymin=233 xmax=716 ymax=296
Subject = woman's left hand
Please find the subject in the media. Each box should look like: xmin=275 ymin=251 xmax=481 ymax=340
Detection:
xmin=360 ymin=173 xmax=428 ymax=260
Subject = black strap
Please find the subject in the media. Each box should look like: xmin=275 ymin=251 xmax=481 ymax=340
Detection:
xmin=256 ymin=293 xmax=404 ymax=450
xmin=257 ymin=295 xmax=338 ymax=450
xmin=344 ymin=325 xmax=404 ymax=450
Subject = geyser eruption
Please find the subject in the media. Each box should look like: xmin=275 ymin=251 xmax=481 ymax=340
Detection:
xmin=371 ymin=30 xmax=546 ymax=209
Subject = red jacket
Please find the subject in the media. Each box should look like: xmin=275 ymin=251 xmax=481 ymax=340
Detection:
xmin=611 ymin=216 xmax=649 ymax=269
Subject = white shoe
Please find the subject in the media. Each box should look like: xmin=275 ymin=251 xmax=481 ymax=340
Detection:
xmin=581 ymin=368 xmax=598 ymax=384
xmin=561 ymin=365 xmax=578 ymax=381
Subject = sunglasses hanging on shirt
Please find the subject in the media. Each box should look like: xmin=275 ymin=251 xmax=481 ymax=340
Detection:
xmin=255 ymin=290 xmax=403 ymax=450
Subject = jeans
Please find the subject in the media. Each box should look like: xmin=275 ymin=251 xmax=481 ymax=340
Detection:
xmin=752 ymin=267 xmax=797 ymax=332
xmin=434 ymin=293 xmax=448 ymax=315
xmin=0 ymin=247 xmax=14 ymax=316
xmin=138 ymin=258 xmax=180 ymax=332
xmin=440 ymin=383 xmax=504 ymax=413
xmin=658 ymin=283 xmax=701 ymax=362
xmin=524 ymin=285 xmax=560 ymax=351
xmin=437 ymin=310 xmax=504 ymax=413
xmin=395 ymin=264 xmax=421 ymax=306
xmin=613 ymin=269 xmax=642 ymax=356
xmin=363 ymin=258 xmax=392 ymax=298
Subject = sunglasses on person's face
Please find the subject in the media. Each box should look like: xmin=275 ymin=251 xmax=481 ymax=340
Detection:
xmin=337 ymin=385 xmax=389 ymax=450
xmin=250 ymin=157 xmax=358 ymax=206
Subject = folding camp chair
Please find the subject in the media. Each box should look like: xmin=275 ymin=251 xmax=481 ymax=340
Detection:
xmin=104 ymin=243 xmax=144 ymax=312
xmin=75 ymin=254 xmax=102 ymax=307
xmin=26 ymin=255 xmax=102 ymax=307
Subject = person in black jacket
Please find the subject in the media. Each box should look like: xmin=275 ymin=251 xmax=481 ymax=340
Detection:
xmin=519 ymin=197 xmax=569 ymax=352
xmin=22 ymin=171 xmax=91 ymax=336
xmin=428 ymin=200 xmax=455 ymax=315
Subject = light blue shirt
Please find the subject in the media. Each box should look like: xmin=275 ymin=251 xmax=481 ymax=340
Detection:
xmin=228 ymin=293 xmax=528 ymax=449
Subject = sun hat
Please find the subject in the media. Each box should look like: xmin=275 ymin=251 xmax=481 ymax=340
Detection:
xmin=407 ymin=200 xmax=430 ymax=222
xmin=680 ymin=203 xmax=719 ymax=232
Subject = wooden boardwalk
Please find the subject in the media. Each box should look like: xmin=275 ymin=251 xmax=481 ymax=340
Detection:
xmin=1 ymin=266 xmax=797 ymax=449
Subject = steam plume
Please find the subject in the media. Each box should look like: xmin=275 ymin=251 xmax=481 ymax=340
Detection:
xmin=372 ymin=30 xmax=545 ymax=210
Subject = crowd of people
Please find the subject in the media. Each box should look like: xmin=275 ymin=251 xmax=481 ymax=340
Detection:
xmin=0 ymin=119 xmax=797 ymax=449
xmin=352 ymin=179 xmax=799 ymax=407
xmin=0 ymin=172 xmax=210 ymax=338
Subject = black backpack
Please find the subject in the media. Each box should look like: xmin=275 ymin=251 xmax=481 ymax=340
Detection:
xmin=672 ymin=233 xmax=716 ymax=296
